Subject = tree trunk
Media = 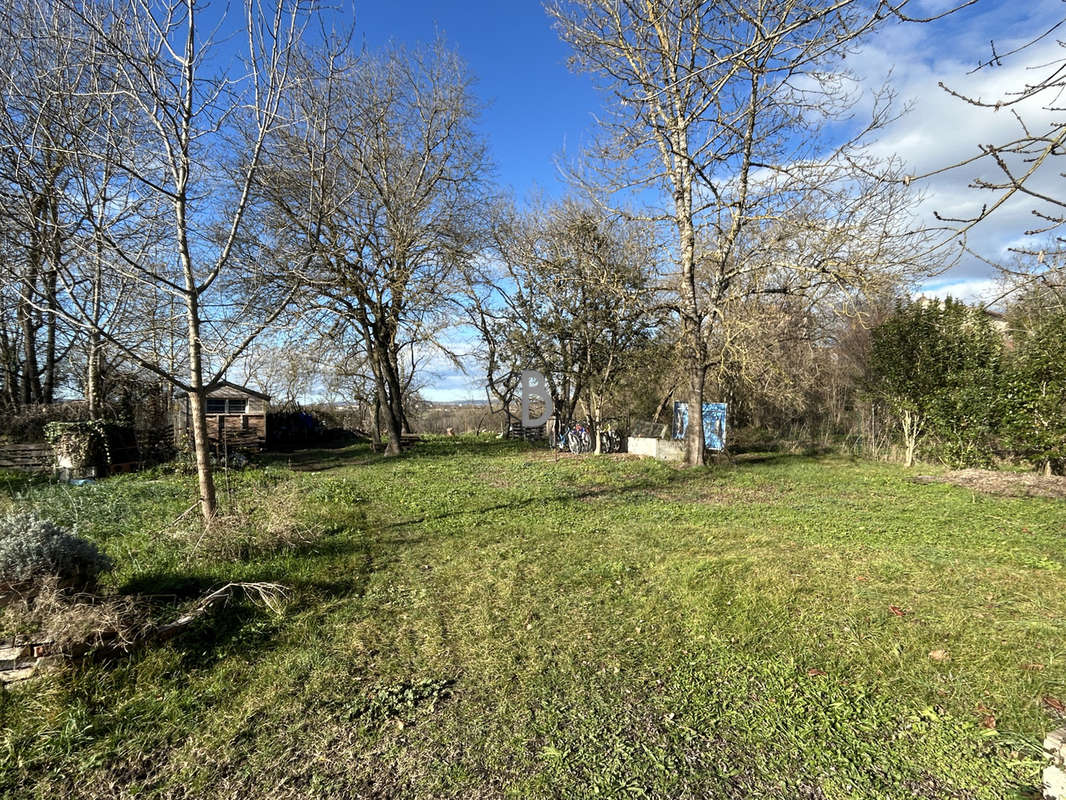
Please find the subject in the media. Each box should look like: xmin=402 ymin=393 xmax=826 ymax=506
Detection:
xmin=187 ymin=388 xmax=217 ymax=522
xmin=18 ymin=284 xmax=41 ymax=405
xmin=0 ymin=322 xmax=17 ymax=409
xmin=86 ymin=335 xmax=101 ymax=417
xmin=591 ymin=393 xmax=603 ymax=454
xmin=676 ymin=164 xmax=705 ymax=467
xmin=184 ymin=294 xmax=218 ymax=523
xmin=685 ymin=363 xmax=706 ymax=466
xmin=41 ymin=196 xmax=60 ymax=404
xmin=371 ymin=392 xmax=382 ymax=451
xmin=901 ymin=408 xmax=918 ymax=468
xmin=377 ymin=375 xmax=402 ymax=456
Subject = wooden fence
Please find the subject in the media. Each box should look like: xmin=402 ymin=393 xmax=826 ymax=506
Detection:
xmin=507 ymin=419 xmax=546 ymax=441
xmin=0 ymin=443 xmax=53 ymax=472
xmin=0 ymin=423 xmax=175 ymax=474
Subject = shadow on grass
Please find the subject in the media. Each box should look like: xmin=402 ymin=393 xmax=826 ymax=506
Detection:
xmin=730 ymin=451 xmax=813 ymax=466
xmin=259 ymin=441 xmax=381 ymax=472
xmin=174 ymin=601 xmax=283 ymax=670
xmin=113 ymin=527 xmax=384 ymax=668
xmin=261 ymin=436 xmax=540 ymax=473
xmin=118 ymin=530 xmax=375 ymax=598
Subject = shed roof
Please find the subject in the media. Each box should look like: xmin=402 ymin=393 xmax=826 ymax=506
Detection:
xmin=176 ymin=380 xmax=271 ymax=400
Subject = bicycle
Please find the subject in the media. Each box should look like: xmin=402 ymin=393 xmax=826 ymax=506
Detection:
xmin=555 ymin=420 xmax=593 ymax=454
xmin=599 ymin=424 xmax=621 ymax=454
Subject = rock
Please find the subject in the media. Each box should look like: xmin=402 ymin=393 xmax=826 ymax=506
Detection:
xmin=1045 ymin=728 xmax=1066 ymax=799
xmin=1049 ymin=728 xmax=1066 ymax=762
xmin=0 ymin=665 xmax=37 ymax=684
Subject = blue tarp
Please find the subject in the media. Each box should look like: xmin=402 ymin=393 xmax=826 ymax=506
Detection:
xmin=673 ymin=402 xmax=728 ymax=451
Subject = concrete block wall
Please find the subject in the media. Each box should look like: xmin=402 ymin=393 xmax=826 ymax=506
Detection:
xmin=627 ymin=436 xmax=684 ymax=462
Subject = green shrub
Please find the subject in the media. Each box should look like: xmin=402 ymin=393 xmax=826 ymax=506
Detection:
xmin=1002 ymin=311 xmax=1066 ymax=475
xmin=868 ymin=298 xmax=1003 ymax=468
xmin=0 ymin=512 xmax=112 ymax=588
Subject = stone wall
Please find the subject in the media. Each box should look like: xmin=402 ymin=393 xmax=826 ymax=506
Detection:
xmin=627 ymin=436 xmax=684 ymax=462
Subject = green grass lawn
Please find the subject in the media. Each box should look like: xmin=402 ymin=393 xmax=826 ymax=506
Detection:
xmin=2 ymin=437 xmax=1065 ymax=799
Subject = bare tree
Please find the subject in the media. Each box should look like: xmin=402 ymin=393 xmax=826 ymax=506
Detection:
xmin=548 ymin=0 xmax=942 ymax=465
xmin=469 ymin=198 xmax=660 ymax=449
xmin=261 ymin=37 xmax=490 ymax=455
xmin=926 ymin=17 xmax=1066 ymax=301
xmin=31 ymin=0 xmax=313 ymax=523
xmin=0 ymin=2 xmax=93 ymax=408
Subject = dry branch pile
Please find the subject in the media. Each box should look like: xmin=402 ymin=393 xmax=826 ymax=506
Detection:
xmin=1 ymin=581 xmax=287 ymax=683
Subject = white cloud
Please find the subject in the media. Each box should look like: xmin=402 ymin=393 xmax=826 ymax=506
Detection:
xmin=915 ymin=277 xmax=1002 ymax=304
xmin=849 ymin=5 xmax=1066 ymax=290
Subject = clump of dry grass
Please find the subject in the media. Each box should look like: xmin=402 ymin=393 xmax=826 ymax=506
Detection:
xmin=913 ymin=468 xmax=1066 ymax=499
xmin=183 ymin=483 xmax=326 ymax=562
xmin=2 ymin=578 xmax=288 ymax=659
xmin=1 ymin=576 xmax=149 ymax=653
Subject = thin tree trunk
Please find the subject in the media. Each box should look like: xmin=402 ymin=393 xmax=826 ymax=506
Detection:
xmin=371 ymin=392 xmax=382 ymax=450
xmin=676 ymin=164 xmax=705 ymax=467
xmin=87 ymin=238 xmax=103 ymax=417
xmin=186 ymin=387 xmax=217 ymax=522
xmin=180 ymin=229 xmax=217 ymax=520
xmin=18 ymin=277 xmax=41 ymax=405
xmin=86 ymin=335 xmax=100 ymax=416
xmin=41 ymin=194 xmax=59 ymax=404
xmin=41 ymin=264 xmax=57 ymax=404
xmin=901 ymin=409 xmax=918 ymax=468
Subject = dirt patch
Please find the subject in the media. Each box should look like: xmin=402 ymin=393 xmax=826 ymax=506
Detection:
xmin=913 ymin=469 xmax=1066 ymax=499
xmin=477 ymin=471 xmax=515 ymax=488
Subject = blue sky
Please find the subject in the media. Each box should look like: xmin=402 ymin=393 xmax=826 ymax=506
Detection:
xmin=344 ymin=1 xmax=604 ymax=200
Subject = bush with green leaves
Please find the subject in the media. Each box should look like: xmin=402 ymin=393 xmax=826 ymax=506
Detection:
xmin=1002 ymin=311 xmax=1066 ymax=475
xmin=0 ymin=512 xmax=113 ymax=588
xmin=868 ymin=298 xmax=1003 ymax=468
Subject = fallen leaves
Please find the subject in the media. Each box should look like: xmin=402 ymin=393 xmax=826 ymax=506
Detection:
xmin=1043 ymin=696 xmax=1066 ymax=714
xmin=807 ymin=668 xmax=827 ymax=677
xmin=929 ymin=649 xmax=950 ymax=662
xmin=973 ymin=703 xmax=997 ymax=729
xmin=889 ymin=605 xmax=906 ymax=617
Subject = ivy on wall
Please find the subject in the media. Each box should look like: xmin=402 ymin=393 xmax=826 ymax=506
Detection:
xmin=43 ymin=421 xmax=112 ymax=470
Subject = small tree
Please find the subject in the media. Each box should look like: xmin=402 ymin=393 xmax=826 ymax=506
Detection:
xmin=43 ymin=0 xmax=312 ymax=524
xmin=468 ymin=198 xmax=660 ymax=447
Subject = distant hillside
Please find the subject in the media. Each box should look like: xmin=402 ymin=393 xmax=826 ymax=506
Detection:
xmin=421 ymin=398 xmax=491 ymax=408
xmin=413 ymin=399 xmax=504 ymax=433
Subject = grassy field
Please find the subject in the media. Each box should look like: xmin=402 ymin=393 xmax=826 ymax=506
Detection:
xmin=1 ymin=437 xmax=1065 ymax=799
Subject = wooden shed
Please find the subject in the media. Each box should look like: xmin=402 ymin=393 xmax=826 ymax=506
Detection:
xmin=174 ymin=381 xmax=270 ymax=450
